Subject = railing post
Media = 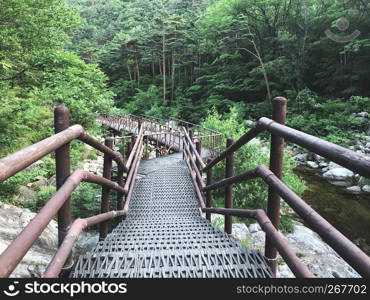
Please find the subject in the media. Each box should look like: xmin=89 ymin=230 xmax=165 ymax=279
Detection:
xmin=196 ymin=141 xmax=202 ymax=187
xmin=206 ymin=164 xmax=213 ymax=221
xmin=99 ymin=137 xmax=113 ymax=240
xmin=265 ymin=96 xmax=287 ymax=276
xmin=54 ymin=106 xmax=73 ymax=268
xmin=225 ymin=137 xmax=234 ymax=234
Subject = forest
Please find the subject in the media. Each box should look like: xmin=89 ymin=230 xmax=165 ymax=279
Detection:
xmin=1 ymin=0 xmax=370 ymax=228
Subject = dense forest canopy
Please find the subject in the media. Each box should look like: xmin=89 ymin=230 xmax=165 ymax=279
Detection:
xmin=1 ymin=0 xmax=370 ymax=155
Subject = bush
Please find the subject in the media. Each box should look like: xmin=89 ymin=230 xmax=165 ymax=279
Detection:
xmin=25 ymin=183 xmax=102 ymax=220
xmin=202 ymin=106 xmax=305 ymax=232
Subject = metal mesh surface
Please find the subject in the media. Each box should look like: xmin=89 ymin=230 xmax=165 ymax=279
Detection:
xmin=71 ymin=158 xmax=272 ymax=278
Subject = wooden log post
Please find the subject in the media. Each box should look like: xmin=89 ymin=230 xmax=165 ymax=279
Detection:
xmin=265 ymin=97 xmax=287 ymax=276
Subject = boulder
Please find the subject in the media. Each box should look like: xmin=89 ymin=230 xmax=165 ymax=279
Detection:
xmin=362 ymin=185 xmax=370 ymax=193
xmin=346 ymin=186 xmax=362 ymax=194
xmin=306 ymin=161 xmax=319 ymax=169
xmin=230 ymin=223 xmax=249 ymax=241
xmin=23 ymin=160 xmax=44 ymax=172
xmin=356 ymin=112 xmax=369 ymax=118
xmin=293 ymin=153 xmax=309 ymax=163
xmin=13 ymin=186 xmax=38 ymax=204
xmin=0 ymin=203 xmax=57 ymax=277
xmin=323 ymin=168 xmax=354 ymax=187
xmin=0 ymin=203 xmax=99 ymax=278
xmin=248 ymin=223 xmax=262 ymax=233
xmin=249 ymin=221 xmax=360 ymax=278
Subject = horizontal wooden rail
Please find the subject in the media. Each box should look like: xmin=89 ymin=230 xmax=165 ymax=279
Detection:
xmin=43 ymin=209 xmax=127 ymax=278
xmin=200 ymin=163 xmax=370 ymax=278
xmin=203 ymin=125 xmax=264 ymax=172
xmin=0 ymin=125 xmax=129 ymax=184
xmin=183 ymin=127 xmax=206 ymax=169
xmin=0 ymin=125 xmax=83 ymax=183
xmin=258 ymin=117 xmax=370 ymax=178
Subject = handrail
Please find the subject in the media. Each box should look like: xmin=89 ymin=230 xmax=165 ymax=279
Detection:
xmin=200 ymin=165 xmax=370 ymax=278
xmin=0 ymin=125 xmax=128 ymax=185
xmin=44 ymin=142 xmax=144 ymax=278
xmin=0 ymin=106 xmax=146 ymax=278
xmin=258 ymin=117 xmax=370 ymax=178
xmin=0 ymin=169 xmax=126 ymax=278
xmin=183 ymin=127 xmax=206 ymax=169
xmin=182 ymin=96 xmax=370 ymax=278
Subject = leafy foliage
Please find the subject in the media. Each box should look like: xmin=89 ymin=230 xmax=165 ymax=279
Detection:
xmin=202 ymin=107 xmax=305 ymax=231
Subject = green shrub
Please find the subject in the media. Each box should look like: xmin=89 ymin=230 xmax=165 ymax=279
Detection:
xmin=202 ymin=106 xmax=305 ymax=232
xmin=25 ymin=183 xmax=101 ymax=220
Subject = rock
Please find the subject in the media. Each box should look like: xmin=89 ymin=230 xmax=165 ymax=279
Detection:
xmin=319 ymin=162 xmax=328 ymax=168
xmin=306 ymin=161 xmax=319 ymax=169
xmin=346 ymin=186 xmax=362 ymax=194
xmin=0 ymin=203 xmax=57 ymax=277
xmin=323 ymin=168 xmax=354 ymax=187
xmin=327 ymin=162 xmax=343 ymax=170
xmin=362 ymin=185 xmax=370 ymax=193
xmin=248 ymin=223 xmax=261 ymax=233
xmin=365 ymin=142 xmax=370 ymax=149
xmin=23 ymin=160 xmax=44 ymax=172
xmin=230 ymin=223 xmax=249 ymax=241
xmin=294 ymin=153 xmax=309 ymax=163
xmin=244 ymin=120 xmax=256 ymax=127
xmin=0 ymin=202 xmax=100 ymax=277
xmin=14 ymin=186 xmax=38 ymax=204
xmin=74 ymin=231 xmax=99 ymax=257
xmin=31 ymin=177 xmax=49 ymax=189
xmin=248 ymin=221 xmax=360 ymax=278
xmin=356 ymin=112 xmax=369 ymax=118
xmin=314 ymin=154 xmax=326 ymax=163
xmin=47 ymin=175 xmax=56 ymax=186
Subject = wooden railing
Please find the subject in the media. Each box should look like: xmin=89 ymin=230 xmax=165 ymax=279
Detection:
xmin=183 ymin=97 xmax=370 ymax=278
xmin=0 ymin=106 xmax=144 ymax=278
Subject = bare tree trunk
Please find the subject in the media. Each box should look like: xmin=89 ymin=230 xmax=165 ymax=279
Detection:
xmin=171 ymin=52 xmax=176 ymax=103
xmin=162 ymin=28 xmax=166 ymax=105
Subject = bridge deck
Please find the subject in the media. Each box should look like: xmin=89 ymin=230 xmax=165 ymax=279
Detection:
xmin=70 ymin=154 xmax=272 ymax=278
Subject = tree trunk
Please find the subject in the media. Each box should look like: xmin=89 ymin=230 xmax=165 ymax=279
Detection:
xmin=171 ymin=51 xmax=176 ymax=104
xmin=162 ymin=30 xmax=166 ymax=105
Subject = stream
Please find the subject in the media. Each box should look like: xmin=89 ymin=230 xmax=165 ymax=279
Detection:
xmin=294 ymin=166 xmax=370 ymax=256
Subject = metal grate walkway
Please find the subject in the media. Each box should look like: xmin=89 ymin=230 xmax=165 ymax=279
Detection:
xmin=70 ymin=155 xmax=272 ymax=278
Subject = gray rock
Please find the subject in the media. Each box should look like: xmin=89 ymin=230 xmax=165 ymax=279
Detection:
xmin=47 ymin=175 xmax=56 ymax=186
xmin=244 ymin=120 xmax=256 ymax=127
xmin=231 ymin=223 xmax=249 ymax=241
xmin=319 ymin=162 xmax=328 ymax=168
xmin=346 ymin=186 xmax=362 ymax=194
xmin=323 ymin=168 xmax=354 ymax=187
xmin=327 ymin=162 xmax=343 ymax=170
xmin=294 ymin=153 xmax=309 ymax=163
xmin=362 ymin=185 xmax=370 ymax=193
xmin=14 ymin=186 xmax=37 ymax=204
xmin=306 ymin=161 xmax=319 ymax=169
xmin=74 ymin=231 xmax=99 ymax=257
xmin=31 ymin=177 xmax=49 ymax=189
xmin=248 ymin=223 xmax=261 ymax=233
xmin=0 ymin=203 xmax=57 ymax=277
xmin=356 ymin=112 xmax=369 ymax=118
xmin=23 ymin=160 xmax=44 ymax=172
